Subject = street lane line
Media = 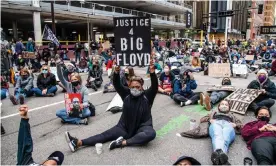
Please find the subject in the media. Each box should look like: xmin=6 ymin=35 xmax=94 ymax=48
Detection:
xmin=1 ymin=91 xmax=102 ymax=119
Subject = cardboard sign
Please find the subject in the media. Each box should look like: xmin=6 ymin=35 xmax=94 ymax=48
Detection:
xmin=50 ymin=67 xmax=59 ymax=81
xmin=64 ymin=93 xmax=82 ymax=115
xmin=208 ymin=63 xmax=231 ymax=77
xmin=225 ymin=88 xmax=262 ymax=115
xmin=114 ymin=17 xmax=151 ymax=66
xmin=206 ymin=85 xmax=235 ymax=92
xmin=232 ymin=64 xmax=247 ymax=75
xmin=245 ymin=55 xmax=254 ymax=61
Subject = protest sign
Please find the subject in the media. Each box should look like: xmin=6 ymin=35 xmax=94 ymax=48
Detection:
xmin=225 ymin=88 xmax=262 ymax=115
xmin=64 ymin=93 xmax=82 ymax=116
xmin=208 ymin=63 xmax=231 ymax=77
xmin=245 ymin=55 xmax=254 ymax=61
xmin=206 ymin=85 xmax=235 ymax=92
xmin=50 ymin=67 xmax=59 ymax=81
xmin=114 ymin=17 xmax=151 ymax=66
xmin=232 ymin=64 xmax=247 ymax=75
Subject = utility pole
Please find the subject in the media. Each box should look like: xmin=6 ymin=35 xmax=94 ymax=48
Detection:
xmin=51 ymin=2 xmax=56 ymax=35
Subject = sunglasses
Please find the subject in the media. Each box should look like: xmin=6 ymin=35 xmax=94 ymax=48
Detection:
xmin=42 ymin=69 xmax=48 ymax=71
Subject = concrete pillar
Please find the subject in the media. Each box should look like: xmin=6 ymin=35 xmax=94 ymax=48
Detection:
xmin=32 ymin=0 xmax=42 ymax=46
xmin=12 ymin=21 xmax=18 ymax=40
xmin=192 ymin=1 xmax=197 ymax=28
xmin=33 ymin=12 xmax=42 ymax=46
xmin=90 ymin=22 xmax=95 ymax=41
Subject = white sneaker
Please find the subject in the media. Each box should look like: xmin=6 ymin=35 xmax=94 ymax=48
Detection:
xmin=185 ymin=100 xmax=192 ymax=106
xmin=180 ymin=102 xmax=185 ymax=107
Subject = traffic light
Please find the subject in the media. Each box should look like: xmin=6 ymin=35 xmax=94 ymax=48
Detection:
xmin=218 ymin=10 xmax=234 ymax=17
xmin=258 ymin=4 xmax=263 ymax=14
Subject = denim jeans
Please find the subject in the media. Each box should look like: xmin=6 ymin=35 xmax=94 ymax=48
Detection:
xmin=209 ymin=120 xmax=236 ymax=153
xmin=1 ymin=89 xmax=8 ymax=100
xmin=210 ymin=91 xmax=230 ymax=105
xmin=56 ymin=107 xmax=91 ymax=124
xmin=75 ymin=52 xmax=81 ymax=63
xmin=14 ymin=88 xmax=33 ymax=100
xmin=32 ymin=86 xmax=57 ymax=96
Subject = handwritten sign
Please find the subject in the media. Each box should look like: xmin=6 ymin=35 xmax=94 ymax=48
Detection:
xmin=208 ymin=63 xmax=231 ymax=77
xmin=225 ymin=88 xmax=262 ymax=115
xmin=232 ymin=64 xmax=247 ymax=75
xmin=206 ymin=85 xmax=235 ymax=92
xmin=245 ymin=55 xmax=254 ymax=61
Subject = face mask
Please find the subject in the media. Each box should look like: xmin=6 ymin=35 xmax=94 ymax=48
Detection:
xmin=219 ymin=105 xmax=229 ymax=113
xmin=222 ymin=81 xmax=231 ymax=85
xmin=164 ymin=69 xmax=169 ymax=73
xmin=130 ymin=88 xmax=143 ymax=97
xmin=42 ymin=70 xmax=48 ymax=74
xmin=258 ymin=75 xmax=267 ymax=83
xmin=71 ymin=81 xmax=80 ymax=87
xmin=258 ymin=116 xmax=270 ymax=122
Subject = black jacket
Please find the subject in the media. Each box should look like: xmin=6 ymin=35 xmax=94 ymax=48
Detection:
xmin=36 ymin=73 xmax=57 ymax=90
xmin=247 ymin=79 xmax=276 ymax=101
xmin=113 ymin=72 xmax=158 ymax=138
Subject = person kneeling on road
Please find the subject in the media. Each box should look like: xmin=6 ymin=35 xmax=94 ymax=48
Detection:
xmin=241 ymin=106 xmax=276 ymax=165
xmin=17 ymin=105 xmax=64 ymax=165
xmin=86 ymin=60 xmax=103 ymax=91
xmin=10 ymin=68 xmax=34 ymax=105
xmin=158 ymin=65 xmax=175 ymax=95
xmin=209 ymin=100 xmax=242 ymax=165
xmin=247 ymin=69 xmax=276 ymax=112
xmin=64 ymin=59 xmax=158 ymax=152
xmin=32 ymin=65 xmax=58 ymax=97
xmin=172 ymin=69 xmax=199 ymax=107
xmin=56 ymin=61 xmax=91 ymax=125
xmin=200 ymin=77 xmax=235 ymax=111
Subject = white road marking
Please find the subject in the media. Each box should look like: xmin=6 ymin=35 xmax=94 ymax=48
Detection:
xmin=1 ymin=91 xmax=103 ymax=119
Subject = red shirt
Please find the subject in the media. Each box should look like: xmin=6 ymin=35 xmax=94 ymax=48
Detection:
xmin=271 ymin=60 xmax=276 ymax=72
xmin=241 ymin=120 xmax=276 ymax=150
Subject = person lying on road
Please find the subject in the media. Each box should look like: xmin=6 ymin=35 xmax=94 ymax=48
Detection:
xmin=17 ymin=105 xmax=64 ymax=165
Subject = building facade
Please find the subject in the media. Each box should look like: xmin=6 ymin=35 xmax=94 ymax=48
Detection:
xmin=263 ymin=0 xmax=276 ymax=26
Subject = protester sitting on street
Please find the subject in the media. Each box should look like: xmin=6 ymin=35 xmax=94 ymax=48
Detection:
xmin=60 ymin=49 xmax=69 ymax=60
xmin=1 ymin=76 xmax=9 ymax=100
xmin=172 ymin=69 xmax=199 ymax=107
xmin=17 ymin=54 xmax=25 ymax=71
xmin=241 ymin=106 xmax=276 ymax=165
xmin=247 ymin=69 xmax=276 ymax=112
xmin=26 ymin=38 xmax=35 ymax=52
xmin=86 ymin=60 xmax=103 ymax=91
xmin=64 ymin=59 xmax=157 ymax=152
xmin=56 ymin=61 xmax=91 ymax=125
xmin=173 ymin=155 xmax=201 ymax=165
xmin=147 ymin=58 xmax=162 ymax=76
xmin=158 ymin=65 xmax=175 ymax=95
xmin=42 ymin=48 xmax=51 ymax=65
xmin=78 ymin=57 xmax=88 ymax=73
xmin=200 ymin=77 xmax=235 ymax=111
xmin=191 ymin=56 xmax=202 ymax=72
xmin=209 ymin=100 xmax=242 ymax=165
xmin=268 ymin=56 xmax=276 ymax=76
xmin=121 ymin=66 xmax=135 ymax=87
xmin=31 ymin=58 xmax=42 ymax=73
xmin=32 ymin=65 xmax=57 ymax=97
xmin=17 ymin=105 xmax=64 ymax=165
xmin=9 ymin=68 xmax=33 ymax=105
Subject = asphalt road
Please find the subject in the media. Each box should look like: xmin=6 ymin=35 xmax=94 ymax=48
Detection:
xmin=1 ymin=67 xmax=276 ymax=165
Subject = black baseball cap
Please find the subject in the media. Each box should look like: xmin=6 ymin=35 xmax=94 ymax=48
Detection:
xmin=173 ymin=155 xmax=201 ymax=165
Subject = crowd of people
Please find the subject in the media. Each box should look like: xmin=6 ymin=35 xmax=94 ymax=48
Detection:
xmin=1 ymin=36 xmax=276 ymax=165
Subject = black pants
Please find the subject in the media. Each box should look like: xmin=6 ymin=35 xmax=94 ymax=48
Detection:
xmin=173 ymin=93 xmax=200 ymax=105
xmin=248 ymin=99 xmax=275 ymax=112
xmin=251 ymin=137 xmax=276 ymax=165
xmin=268 ymin=70 xmax=276 ymax=76
xmin=82 ymin=125 xmax=156 ymax=146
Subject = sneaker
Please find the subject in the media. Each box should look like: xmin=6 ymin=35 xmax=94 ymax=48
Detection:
xmin=211 ymin=150 xmax=220 ymax=165
xmin=46 ymin=93 xmax=55 ymax=97
xmin=180 ymin=102 xmax=185 ymax=107
xmin=9 ymin=95 xmax=18 ymax=105
xmin=217 ymin=149 xmax=229 ymax=165
xmin=19 ymin=95 xmax=24 ymax=105
xmin=65 ymin=131 xmax=78 ymax=152
xmin=185 ymin=100 xmax=192 ymax=106
xmin=109 ymin=136 xmax=124 ymax=150
xmin=204 ymin=95 xmax=211 ymax=111
xmin=80 ymin=118 xmax=88 ymax=125
xmin=199 ymin=93 xmax=205 ymax=106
